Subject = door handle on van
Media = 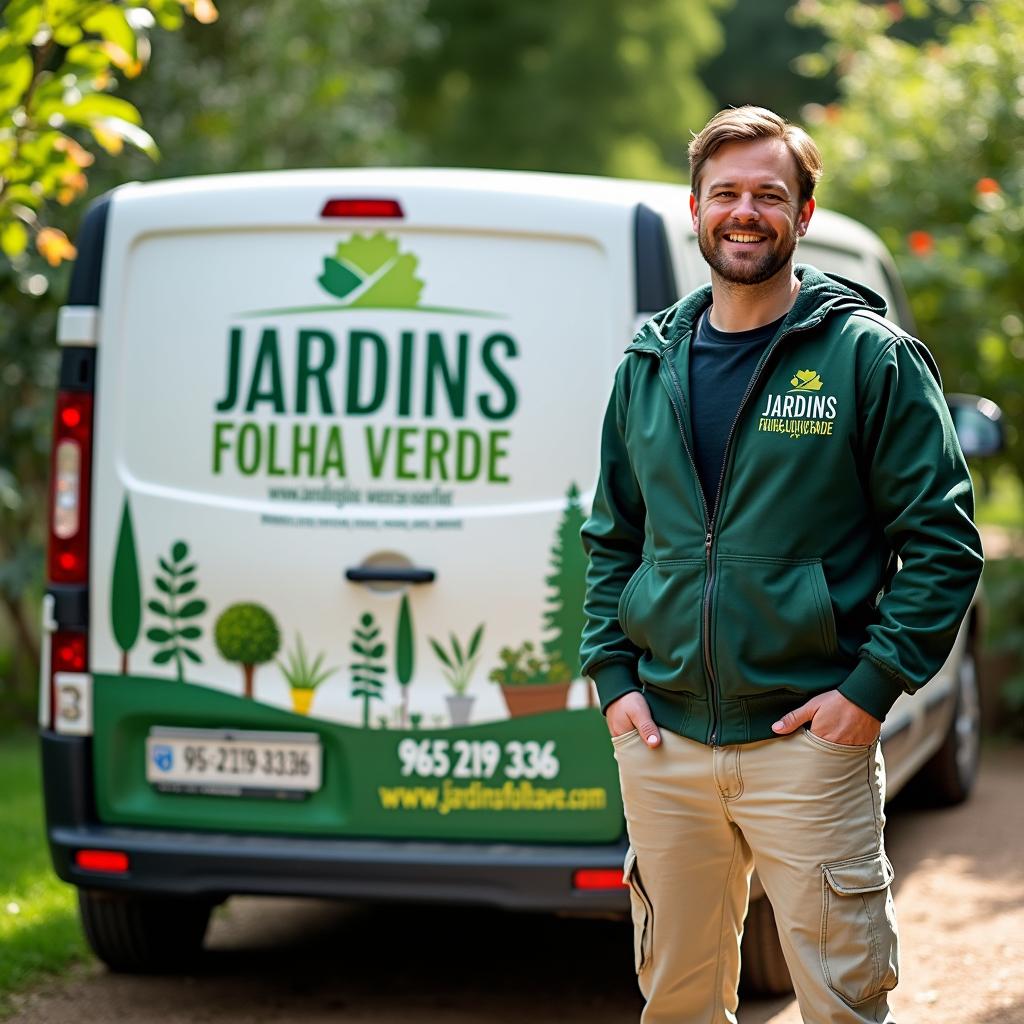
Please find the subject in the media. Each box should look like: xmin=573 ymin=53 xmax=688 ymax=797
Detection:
xmin=345 ymin=567 xmax=436 ymax=584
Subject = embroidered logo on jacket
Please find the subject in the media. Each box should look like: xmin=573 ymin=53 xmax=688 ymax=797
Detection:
xmin=758 ymin=369 xmax=837 ymax=439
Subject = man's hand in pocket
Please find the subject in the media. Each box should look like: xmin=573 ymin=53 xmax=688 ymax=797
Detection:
xmin=607 ymin=691 xmax=662 ymax=747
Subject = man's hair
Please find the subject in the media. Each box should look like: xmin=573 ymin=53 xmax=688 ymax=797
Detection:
xmin=688 ymin=106 xmax=823 ymax=206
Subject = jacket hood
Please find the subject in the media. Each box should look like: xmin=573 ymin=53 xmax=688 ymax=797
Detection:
xmin=628 ymin=264 xmax=888 ymax=354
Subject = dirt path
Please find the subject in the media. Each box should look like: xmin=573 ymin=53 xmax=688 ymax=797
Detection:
xmin=8 ymin=747 xmax=1024 ymax=1024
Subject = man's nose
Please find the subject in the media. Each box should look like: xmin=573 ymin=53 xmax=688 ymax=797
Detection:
xmin=733 ymin=192 xmax=759 ymax=220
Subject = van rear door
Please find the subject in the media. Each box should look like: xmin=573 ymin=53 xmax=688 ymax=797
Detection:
xmin=88 ymin=169 xmax=642 ymax=843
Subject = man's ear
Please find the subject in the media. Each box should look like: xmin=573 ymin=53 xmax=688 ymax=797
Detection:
xmin=797 ymin=197 xmax=816 ymax=236
xmin=689 ymin=191 xmax=699 ymax=232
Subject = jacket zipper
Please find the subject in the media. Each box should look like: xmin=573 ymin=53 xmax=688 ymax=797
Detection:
xmin=660 ymin=314 xmax=823 ymax=746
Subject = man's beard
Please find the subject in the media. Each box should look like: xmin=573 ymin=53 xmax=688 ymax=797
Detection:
xmin=697 ymin=219 xmax=797 ymax=285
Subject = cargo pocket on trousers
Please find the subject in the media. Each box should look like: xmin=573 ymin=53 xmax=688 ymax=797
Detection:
xmin=623 ymin=846 xmax=653 ymax=974
xmin=820 ymin=851 xmax=899 ymax=1005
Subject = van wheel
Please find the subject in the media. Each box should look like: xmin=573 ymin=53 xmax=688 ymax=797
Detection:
xmin=910 ymin=645 xmax=982 ymax=806
xmin=78 ymin=889 xmax=212 ymax=973
xmin=740 ymin=896 xmax=793 ymax=997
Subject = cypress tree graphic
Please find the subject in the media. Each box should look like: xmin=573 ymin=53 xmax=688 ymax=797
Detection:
xmin=110 ymin=496 xmax=141 ymax=674
xmin=543 ymin=483 xmax=588 ymax=689
xmin=395 ymin=593 xmax=415 ymax=728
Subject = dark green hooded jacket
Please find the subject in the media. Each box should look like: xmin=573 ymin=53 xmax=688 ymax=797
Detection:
xmin=579 ymin=264 xmax=982 ymax=745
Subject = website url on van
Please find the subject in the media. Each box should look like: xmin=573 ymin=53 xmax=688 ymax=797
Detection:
xmin=378 ymin=779 xmax=608 ymax=815
xmin=267 ymin=484 xmax=455 ymax=506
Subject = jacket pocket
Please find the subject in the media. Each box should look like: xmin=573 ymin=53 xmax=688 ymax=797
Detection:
xmin=623 ymin=846 xmax=653 ymax=974
xmin=617 ymin=560 xmax=653 ymax=635
xmin=622 ymin=559 xmax=706 ymax=695
xmin=820 ymin=852 xmax=899 ymax=1006
xmin=713 ymin=555 xmax=838 ymax=694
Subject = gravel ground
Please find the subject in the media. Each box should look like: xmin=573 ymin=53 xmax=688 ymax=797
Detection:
xmin=7 ymin=746 xmax=1023 ymax=1024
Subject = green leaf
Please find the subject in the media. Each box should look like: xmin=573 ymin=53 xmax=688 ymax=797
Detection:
xmin=177 ymin=579 xmax=197 ymax=596
xmin=182 ymin=647 xmax=202 ymax=664
xmin=370 ymin=641 xmax=385 ymax=660
xmin=152 ymin=647 xmax=175 ymax=665
xmin=4 ymin=0 xmax=42 ymax=45
xmin=0 ymin=53 xmax=32 ymax=114
xmin=147 ymin=598 xmax=169 ymax=617
xmin=158 ymin=556 xmax=177 ymax=577
xmin=146 ymin=627 xmax=173 ymax=643
xmin=179 ymin=625 xmax=202 ymax=640
xmin=155 ymin=577 xmax=171 ymax=594
xmin=81 ymin=7 xmax=137 ymax=64
xmin=171 ymin=541 xmax=188 ymax=562
xmin=178 ymin=599 xmax=207 ymax=619
xmin=450 ymin=632 xmax=464 ymax=667
xmin=467 ymin=623 xmax=484 ymax=659
xmin=0 ymin=220 xmax=28 ymax=258
xmin=429 ymin=638 xmax=453 ymax=670
xmin=351 ymin=641 xmax=369 ymax=656
xmin=63 ymin=93 xmax=143 ymax=127
xmin=178 ymin=563 xmax=197 ymax=576
xmin=317 ymin=257 xmax=363 ymax=300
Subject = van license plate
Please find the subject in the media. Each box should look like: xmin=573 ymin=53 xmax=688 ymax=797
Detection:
xmin=146 ymin=727 xmax=322 ymax=799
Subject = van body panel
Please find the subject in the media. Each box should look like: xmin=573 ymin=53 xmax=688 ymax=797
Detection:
xmin=87 ymin=171 xmax=647 ymax=845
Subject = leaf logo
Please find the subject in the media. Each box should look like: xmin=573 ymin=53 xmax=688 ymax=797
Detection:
xmin=789 ymin=369 xmax=823 ymax=392
xmin=318 ymin=232 xmax=425 ymax=309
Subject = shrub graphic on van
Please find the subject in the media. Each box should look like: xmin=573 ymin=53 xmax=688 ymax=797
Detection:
xmin=214 ymin=603 xmax=281 ymax=699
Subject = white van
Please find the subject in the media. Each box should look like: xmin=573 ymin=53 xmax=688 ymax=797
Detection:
xmin=39 ymin=168 xmax=1001 ymax=988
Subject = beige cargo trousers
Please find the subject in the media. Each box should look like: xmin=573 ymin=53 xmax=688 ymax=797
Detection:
xmin=614 ymin=724 xmax=899 ymax=1024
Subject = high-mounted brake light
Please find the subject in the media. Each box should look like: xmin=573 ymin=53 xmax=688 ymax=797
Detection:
xmin=320 ymin=198 xmax=405 ymax=219
xmin=573 ymin=869 xmax=629 ymax=891
xmin=75 ymin=849 xmax=129 ymax=874
xmin=47 ymin=390 xmax=93 ymax=583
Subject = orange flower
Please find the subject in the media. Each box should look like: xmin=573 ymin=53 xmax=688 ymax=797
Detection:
xmin=976 ymin=177 xmax=1001 ymax=195
xmin=36 ymin=228 xmax=77 ymax=267
xmin=885 ymin=3 xmax=904 ymax=22
xmin=908 ymin=231 xmax=934 ymax=257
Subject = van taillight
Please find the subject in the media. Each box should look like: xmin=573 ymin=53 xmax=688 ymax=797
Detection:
xmin=75 ymin=849 xmax=129 ymax=873
xmin=52 ymin=632 xmax=87 ymax=672
xmin=47 ymin=390 xmax=93 ymax=584
xmin=320 ymin=198 xmax=404 ymax=218
xmin=573 ymin=869 xmax=629 ymax=891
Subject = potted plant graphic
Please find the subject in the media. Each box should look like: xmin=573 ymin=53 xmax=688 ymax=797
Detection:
xmin=488 ymin=641 xmax=572 ymax=718
xmin=215 ymin=602 xmax=281 ymax=699
xmin=277 ymin=633 xmax=336 ymax=715
xmin=429 ymin=624 xmax=484 ymax=726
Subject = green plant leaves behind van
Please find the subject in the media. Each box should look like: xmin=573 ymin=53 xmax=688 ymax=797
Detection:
xmin=146 ymin=540 xmax=207 ymax=681
xmin=318 ymin=233 xmax=424 ymax=309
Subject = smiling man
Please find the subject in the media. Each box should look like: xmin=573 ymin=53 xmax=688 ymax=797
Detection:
xmin=580 ymin=107 xmax=983 ymax=1022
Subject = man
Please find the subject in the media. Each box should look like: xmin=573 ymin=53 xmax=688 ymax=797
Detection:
xmin=579 ymin=106 xmax=982 ymax=1023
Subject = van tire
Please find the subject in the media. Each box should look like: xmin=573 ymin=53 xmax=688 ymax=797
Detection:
xmin=740 ymin=896 xmax=793 ymax=997
xmin=78 ymin=889 xmax=212 ymax=973
xmin=907 ymin=644 xmax=982 ymax=807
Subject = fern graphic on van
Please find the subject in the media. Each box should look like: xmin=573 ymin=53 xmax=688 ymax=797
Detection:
xmin=146 ymin=541 xmax=207 ymax=681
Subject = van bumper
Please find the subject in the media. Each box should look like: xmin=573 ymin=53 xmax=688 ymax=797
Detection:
xmin=42 ymin=731 xmax=630 ymax=914
xmin=48 ymin=824 xmax=631 ymax=913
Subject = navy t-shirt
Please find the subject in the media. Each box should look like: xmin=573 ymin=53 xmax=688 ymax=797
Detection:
xmin=688 ymin=308 xmax=787 ymax=507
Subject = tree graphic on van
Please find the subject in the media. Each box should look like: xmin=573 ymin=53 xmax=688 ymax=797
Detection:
xmin=543 ymin=482 xmax=588 ymax=687
xmin=351 ymin=611 xmax=386 ymax=727
xmin=147 ymin=541 xmax=207 ymax=681
xmin=110 ymin=497 xmax=141 ymax=675
xmin=395 ymin=593 xmax=415 ymax=728
xmin=319 ymin=233 xmax=424 ymax=309
xmin=215 ymin=603 xmax=281 ymax=699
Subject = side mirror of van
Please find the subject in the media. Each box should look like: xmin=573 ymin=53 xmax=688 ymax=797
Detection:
xmin=946 ymin=393 xmax=1005 ymax=458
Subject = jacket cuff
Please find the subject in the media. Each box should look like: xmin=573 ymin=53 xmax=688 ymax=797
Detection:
xmin=591 ymin=661 xmax=642 ymax=715
xmin=838 ymin=658 xmax=907 ymax=722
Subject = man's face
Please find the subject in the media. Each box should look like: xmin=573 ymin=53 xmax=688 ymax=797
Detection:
xmin=689 ymin=138 xmax=814 ymax=286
